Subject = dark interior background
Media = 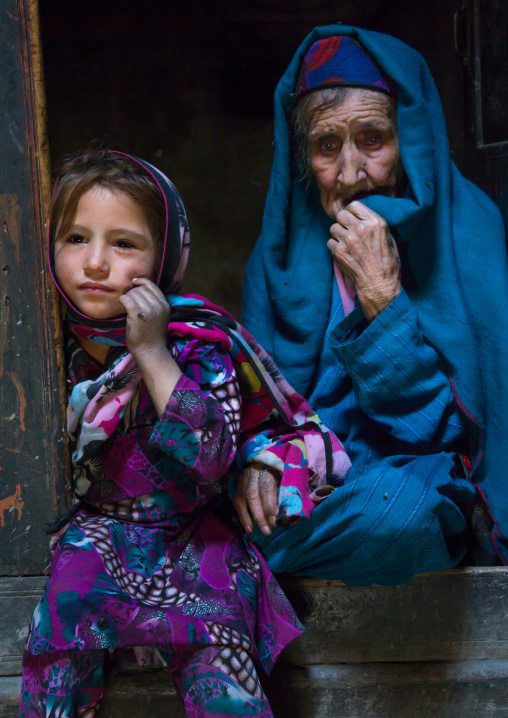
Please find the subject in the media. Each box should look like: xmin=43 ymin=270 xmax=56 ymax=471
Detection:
xmin=39 ymin=0 xmax=468 ymax=318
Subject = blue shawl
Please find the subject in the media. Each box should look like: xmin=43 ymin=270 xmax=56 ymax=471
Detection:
xmin=243 ymin=25 xmax=508 ymax=561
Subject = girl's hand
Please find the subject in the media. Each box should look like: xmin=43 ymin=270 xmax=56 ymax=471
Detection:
xmin=118 ymin=277 xmax=171 ymax=359
xmin=327 ymin=201 xmax=401 ymax=322
xmin=119 ymin=278 xmax=182 ymax=417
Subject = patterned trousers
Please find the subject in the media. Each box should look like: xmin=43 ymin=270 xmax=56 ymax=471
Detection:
xmin=19 ymin=646 xmax=274 ymax=718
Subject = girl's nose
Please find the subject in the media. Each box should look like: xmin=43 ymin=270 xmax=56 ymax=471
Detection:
xmin=84 ymin=243 xmax=109 ymax=274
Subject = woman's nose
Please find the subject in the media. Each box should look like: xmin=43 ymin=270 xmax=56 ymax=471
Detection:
xmin=337 ymin=146 xmax=365 ymax=187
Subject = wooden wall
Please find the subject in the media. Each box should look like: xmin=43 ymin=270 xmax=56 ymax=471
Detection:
xmin=0 ymin=0 xmax=67 ymax=573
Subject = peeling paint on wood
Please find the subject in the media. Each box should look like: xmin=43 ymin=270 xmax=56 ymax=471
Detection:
xmin=7 ymin=372 xmax=26 ymax=431
xmin=0 ymin=485 xmax=24 ymax=528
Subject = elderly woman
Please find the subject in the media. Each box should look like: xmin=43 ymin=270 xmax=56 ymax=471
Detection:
xmin=233 ymin=26 xmax=508 ymax=585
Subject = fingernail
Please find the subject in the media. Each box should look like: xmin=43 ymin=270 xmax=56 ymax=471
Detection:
xmin=262 ymin=525 xmax=271 ymax=535
xmin=269 ymin=515 xmax=276 ymax=527
xmin=245 ymin=525 xmax=252 ymax=534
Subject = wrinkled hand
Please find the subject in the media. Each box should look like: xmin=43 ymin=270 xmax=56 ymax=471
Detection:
xmin=327 ymin=201 xmax=401 ymax=322
xmin=232 ymin=464 xmax=279 ymax=535
xmin=118 ymin=277 xmax=170 ymax=358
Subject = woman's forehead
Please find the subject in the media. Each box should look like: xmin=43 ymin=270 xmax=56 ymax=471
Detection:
xmin=308 ymin=90 xmax=397 ymax=135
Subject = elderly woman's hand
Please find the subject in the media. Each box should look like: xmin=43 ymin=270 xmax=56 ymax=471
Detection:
xmin=327 ymin=201 xmax=401 ymax=322
xmin=232 ymin=464 xmax=279 ymax=536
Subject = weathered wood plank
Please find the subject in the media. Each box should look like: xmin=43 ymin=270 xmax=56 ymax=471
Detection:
xmin=0 ymin=677 xmax=22 ymax=718
xmin=5 ymin=569 xmax=508 ymax=677
xmin=5 ymin=660 xmax=508 ymax=718
xmin=96 ymin=660 xmax=508 ymax=718
xmin=0 ymin=0 xmax=69 ymax=575
xmin=0 ymin=576 xmax=46 ymax=676
xmin=264 ymin=660 xmax=508 ymax=718
xmin=99 ymin=670 xmax=184 ymax=718
xmin=280 ymin=567 xmax=508 ymax=663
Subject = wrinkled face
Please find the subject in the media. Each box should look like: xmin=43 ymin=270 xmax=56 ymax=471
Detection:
xmin=54 ymin=186 xmax=157 ymax=319
xmin=308 ymin=89 xmax=401 ymax=219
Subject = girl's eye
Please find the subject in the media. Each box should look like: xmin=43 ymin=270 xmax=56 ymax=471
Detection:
xmin=114 ymin=240 xmax=135 ymax=249
xmin=67 ymin=234 xmax=86 ymax=244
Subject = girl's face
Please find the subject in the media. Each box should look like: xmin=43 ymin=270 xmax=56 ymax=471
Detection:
xmin=54 ymin=186 xmax=158 ymax=319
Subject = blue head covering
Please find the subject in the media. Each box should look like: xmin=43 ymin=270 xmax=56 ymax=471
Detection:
xmin=243 ymin=25 xmax=508 ymax=561
xmin=295 ymin=35 xmax=397 ymax=97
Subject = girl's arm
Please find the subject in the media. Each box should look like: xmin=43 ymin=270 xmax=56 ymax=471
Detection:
xmin=120 ymin=278 xmax=240 ymax=483
xmin=150 ymin=340 xmax=241 ymax=483
xmin=119 ymin=277 xmax=182 ymax=416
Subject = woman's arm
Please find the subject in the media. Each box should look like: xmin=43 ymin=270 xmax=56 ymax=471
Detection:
xmin=330 ymin=289 xmax=470 ymax=450
xmin=326 ymin=202 xmax=469 ymax=450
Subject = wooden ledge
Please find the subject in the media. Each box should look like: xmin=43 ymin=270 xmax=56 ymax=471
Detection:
xmin=3 ymin=568 xmax=508 ymax=678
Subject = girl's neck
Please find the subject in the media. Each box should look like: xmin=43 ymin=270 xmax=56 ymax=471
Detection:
xmin=71 ymin=329 xmax=110 ymax=365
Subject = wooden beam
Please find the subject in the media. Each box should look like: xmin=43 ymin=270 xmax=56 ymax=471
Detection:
xmin=0 ymin=0 xmax=69 ymax=575
xmin=280 ymin=568 xmax=508 ymax=663
xmin=5 ymin=570 xmax=508 ymax=679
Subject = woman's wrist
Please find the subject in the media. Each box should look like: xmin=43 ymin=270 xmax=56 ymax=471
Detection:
xmin=356 ymin=280 xmax=402 ymax=322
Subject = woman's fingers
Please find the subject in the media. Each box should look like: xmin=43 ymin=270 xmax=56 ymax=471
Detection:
xmin=232 ymin=469 xmax=257 ymax=533
xmin=345 ymin=200 xmax=379 ymax=220
xmin=232 ymin=466 xmax=279 ymax=535
xmin=259 ymin=469 xmax=278 ymax=528
xmin=328 ymin=201 xmax=402 ymax=321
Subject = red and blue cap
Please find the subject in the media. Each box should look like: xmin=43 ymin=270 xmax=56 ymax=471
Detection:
xmin=295 ymin=35 xmax=397 ymax=98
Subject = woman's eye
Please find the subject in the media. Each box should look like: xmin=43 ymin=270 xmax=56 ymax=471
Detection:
xmin=321 ymin=139 xmax=337 ymax=153
xmin=67 ymin=234 xmax=86 ymax=244
xmin=363 ymin=134 xmax=383 ymax=147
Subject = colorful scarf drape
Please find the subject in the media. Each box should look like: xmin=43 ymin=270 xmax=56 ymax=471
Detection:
xmin=53 ymin=153 xmax=350 ymax=527
xmin=67 ymin=294 xmax=351 ymax=526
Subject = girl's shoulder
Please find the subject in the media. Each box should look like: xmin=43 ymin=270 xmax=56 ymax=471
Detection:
xmin=169 ymin=335 xmax=236 ymax=388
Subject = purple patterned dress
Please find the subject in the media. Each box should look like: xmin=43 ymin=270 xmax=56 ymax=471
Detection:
xmin=21 ymin=153 xmax=350 ymax=717
xmin=20 ymin=333 xmax=305 ymax=717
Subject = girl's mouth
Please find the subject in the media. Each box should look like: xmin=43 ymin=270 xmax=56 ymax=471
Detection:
xmin=79 ymin=283 xmax=115 ymax=294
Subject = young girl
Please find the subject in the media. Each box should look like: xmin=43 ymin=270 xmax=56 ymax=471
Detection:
xmin=19 ymin=150 xmax=351 ymax=718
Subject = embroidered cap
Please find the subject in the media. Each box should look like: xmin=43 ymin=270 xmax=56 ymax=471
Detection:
xmin=295 ymin=35 xmax=397 ymax=97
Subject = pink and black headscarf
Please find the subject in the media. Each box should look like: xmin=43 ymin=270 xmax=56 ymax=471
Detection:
xmin=48 ymin=152 xmax=191 ymax=346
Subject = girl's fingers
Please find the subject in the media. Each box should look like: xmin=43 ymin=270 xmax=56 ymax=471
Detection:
xmin=119 ymin=291 xmax=148 ymax=316
xmin=123 ymin=285 xmax=164 ymax=314
xmin=131 ymin=277 xmax=168 ymax=303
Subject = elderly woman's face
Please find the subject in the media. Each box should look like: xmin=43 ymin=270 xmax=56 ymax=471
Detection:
xmin=308 ymin=89 xmax=400 ymax=219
